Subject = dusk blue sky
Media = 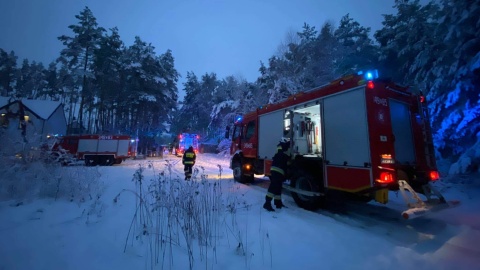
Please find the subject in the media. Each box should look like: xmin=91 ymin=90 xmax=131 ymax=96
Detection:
xmin=1 ymin=0 xmax=398 ymax=93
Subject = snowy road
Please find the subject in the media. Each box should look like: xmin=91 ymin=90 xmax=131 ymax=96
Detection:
xmin=122 ymin=154 xmax=480 ymax=265
xmin=2 ymin=153 xmax=478 ymax=270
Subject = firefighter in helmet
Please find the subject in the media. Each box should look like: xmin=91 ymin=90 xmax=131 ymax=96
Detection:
xmin=263 ymin=138 xmax=291 ymax=211
xmin=182 ymin=145 xmax=196 ymax=180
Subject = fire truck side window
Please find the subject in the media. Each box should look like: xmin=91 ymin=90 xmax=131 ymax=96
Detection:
xmin=245 ymin=121 xmax=255 ymax=140
xmin=232 ymin=125 xmax=242 ymax=140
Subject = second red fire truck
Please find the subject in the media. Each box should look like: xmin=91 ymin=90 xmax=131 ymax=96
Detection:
xmin=51 ymin=134 xmax=136 ymax=166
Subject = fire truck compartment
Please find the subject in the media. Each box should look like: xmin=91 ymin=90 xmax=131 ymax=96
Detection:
xmin=323 ymin=87 xmax=370 ymax=167
xmin=289 ymin=103 xmax=322 ymax=156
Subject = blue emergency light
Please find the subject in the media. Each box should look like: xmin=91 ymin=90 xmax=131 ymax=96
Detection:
xmin=358 ymin=69 xmax=379 ymax=80
xmin=366 ymin=72 xmax=374 ymax=80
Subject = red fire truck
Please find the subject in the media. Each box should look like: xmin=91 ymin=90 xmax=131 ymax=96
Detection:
xmin=52 ymin=134 xmax=135 ymax=166
xmin=227 ymin=70 xmax=457 ymax=219
xmin=175 ymin=133 xmax=200 ymax=156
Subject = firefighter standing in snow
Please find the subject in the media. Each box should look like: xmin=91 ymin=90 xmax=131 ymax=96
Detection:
xmin=182 ymin=146 xmax=196 ymax=180
xmin=263 ymin=140 xmax=291 ymax=212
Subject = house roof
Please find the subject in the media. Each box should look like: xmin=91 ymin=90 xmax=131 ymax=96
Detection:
xmin=21 ymin=99 xmax=63 ymax=120
xmin=0 ymin=96 xmax=12 ymax=108
xmin=0 ymin=97 xmax=63 ymax=120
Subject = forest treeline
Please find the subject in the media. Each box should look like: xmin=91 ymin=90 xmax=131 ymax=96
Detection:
xmin=0 ymin=0 xmax=478 ymax=166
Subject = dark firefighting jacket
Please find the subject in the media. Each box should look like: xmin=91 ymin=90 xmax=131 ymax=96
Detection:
xmin=182 ymin=147 xmax=196 ymax=165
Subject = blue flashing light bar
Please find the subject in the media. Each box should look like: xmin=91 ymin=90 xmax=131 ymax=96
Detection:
xmin=357 ymin=69 xmax=379 ymax=80
xmin=366 ymin=72 xmax=374 ymax=80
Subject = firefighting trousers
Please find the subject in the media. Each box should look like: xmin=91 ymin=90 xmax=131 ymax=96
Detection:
xmin=266 ymin=171 xmax=284 ymax=199
xmin=184 ymin=165 xmax=193 ymax=179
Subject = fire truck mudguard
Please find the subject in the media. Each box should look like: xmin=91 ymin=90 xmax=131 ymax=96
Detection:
xmin=231 ymin=154 xmax=254 ymax=184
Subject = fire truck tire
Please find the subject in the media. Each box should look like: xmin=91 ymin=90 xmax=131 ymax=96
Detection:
xmin=232 ymin=160 xmax=254 ymax=184
xmin=103 ymin=156 xmax=115 ymax=166
xmin=290 ymin=173 xmax=324 ymax=210
xmin=85 ymin=156 xmax=97 ymax=166
xmin=114 ymin=158 xmax=123 ymax=165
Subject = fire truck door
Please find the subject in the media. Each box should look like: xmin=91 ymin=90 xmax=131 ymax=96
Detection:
xmin=258 ymin=110 xmax=285 ymax=160
xmin=323 ymin=87 xmax=370 ymax=166
xmin=389 ymin=99 xmax=415 ymax=164
xmin=323 ymin=87 xmax=372 ymax=191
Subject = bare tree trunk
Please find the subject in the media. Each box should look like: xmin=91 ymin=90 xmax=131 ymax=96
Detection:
xmin=79 ymin=46 xmax=90 ymax=129
xmin=87 ymin=108 xmax=93 ymax=133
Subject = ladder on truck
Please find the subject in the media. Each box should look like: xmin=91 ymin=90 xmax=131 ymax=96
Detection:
xmin=417 ymin=93 xmax=436 ymax=168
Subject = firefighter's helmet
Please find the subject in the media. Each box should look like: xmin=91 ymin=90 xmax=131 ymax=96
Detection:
xmin=278 ymin=137 xmax=290 ymax=151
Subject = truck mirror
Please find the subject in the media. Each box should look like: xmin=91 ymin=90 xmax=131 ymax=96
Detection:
xmin=225 ymin=126 xmax=230 ymax=139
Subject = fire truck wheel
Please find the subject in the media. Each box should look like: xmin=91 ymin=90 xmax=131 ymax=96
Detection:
xmin=103 ymin=156 xmax=115 ymax=166
xmin=232 ymin=160 xmax=254 ymax=184
xmin=290 ymin=173 xmax=324 ymax=210
xmin=85 ymin=156 xmax=97 ymax=166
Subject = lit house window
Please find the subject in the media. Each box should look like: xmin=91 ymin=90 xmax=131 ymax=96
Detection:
xmin=0 ymin=113 xmax=7 ymax=127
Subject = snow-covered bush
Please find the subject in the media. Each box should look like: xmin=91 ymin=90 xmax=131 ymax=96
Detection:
xmin=117 ymin=161 xmax=251 ymax=270
xmin=448 ymin=132 xmax=480 ymax=175
xmin=0 ymin=121 xmax=103 ymax=202
xmin=217 ymin=138 xmax=232 ymax=157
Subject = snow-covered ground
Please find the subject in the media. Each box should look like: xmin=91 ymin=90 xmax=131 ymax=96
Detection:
xmin=0 ymin=153 xmax=479 ymax=270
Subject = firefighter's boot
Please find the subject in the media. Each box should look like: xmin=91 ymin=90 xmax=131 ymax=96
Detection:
xmin=263 ymin=196 xmax=275 ymax=212
xmin=274 ymin=199 xmax=287 ymax=209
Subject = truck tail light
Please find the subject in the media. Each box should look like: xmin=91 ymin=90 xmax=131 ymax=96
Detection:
xmin=429 ymin=171 xmax=439 ymax=181
xmin=377 ymin=172 xmax=394 ymax=184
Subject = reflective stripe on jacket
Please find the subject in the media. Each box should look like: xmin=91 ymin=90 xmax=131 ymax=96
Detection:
xmin=182 ymin=149 xmax=196 ymax=165
xmin=270 ymin=166 xmax=285 ymax=175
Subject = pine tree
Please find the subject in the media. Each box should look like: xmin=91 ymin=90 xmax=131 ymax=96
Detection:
xmin=123 ymin=36 xmax=179 ymax=137
xmin=426 ymin=0 xmax=480 ymax=158
xmin=334 ymin=14 xmax=378 ymax=76
xmin=0 ymin=49 xmax=18 ymax=97
xmin=16 ymin=60 xmax=47 ymax=99
xmin=43 ymin=62 xmax=61 ymax=100
xmin=56 ymin=63 xmax=78 ymax=131
xmin=94 ymin=27 xmax=125 ymax=133
xmin=58 ymin=6 xmax=105 ymax=131
xmin=307 ymin=21 xmax=339 ymax=86
xmin=374 ymin=0 xmax=437 ymax=84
